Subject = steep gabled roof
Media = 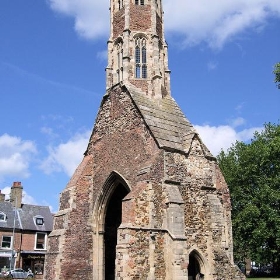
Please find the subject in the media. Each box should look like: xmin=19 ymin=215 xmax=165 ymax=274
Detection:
xmin=19 ymin=204 xmax=53 ymax=232
xmin=0 ymin=202 xmax=21 ymax=229
xmin=124 ymin=83 xmax=213 ymax=157
xmin=0 ymin=202 xmax=53 ymax=232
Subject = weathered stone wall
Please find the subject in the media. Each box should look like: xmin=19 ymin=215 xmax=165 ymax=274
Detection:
xmin=44 ymin=155 xmax=94 ymax=280
xmin=162 ymin=135 xmax=245 ymax=279
xmin=156 ymin=13 xmax=163 ymax=41
xmin=45 ymin=84 xmax=246 ymax=279
xmin=88 ymin=86 xmax=171 ymax=279
xmin=113 ymin=10 xmax=125 ymax=39
xmin=45 ymin=85 xmax=168 ymax=279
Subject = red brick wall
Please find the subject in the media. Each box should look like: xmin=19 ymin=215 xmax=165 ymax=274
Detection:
xmin=130 ymin=4 xmax=151 ymax=31
xmin=21 ymin=232 xmax=36 ymax=251
xmin=0 ymin=231 xmax=21 ymax=251
xmin=113 ymin=10 xmax=125 ymax=39
xmin=130 ymin=79 xmax=149 ymax=93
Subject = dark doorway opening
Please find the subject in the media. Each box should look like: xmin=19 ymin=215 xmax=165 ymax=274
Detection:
xmin=104 ymin=183 xmax=128 ymax=280
xmin=188 ymin=251 xmax=204 ymax=279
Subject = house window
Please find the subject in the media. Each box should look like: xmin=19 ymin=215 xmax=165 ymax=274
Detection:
xmin=34 ymin=215 xmax=44 ymax=226
xmin=135 ymin=0 xmax=144 ymax=5
xmin=1 ymin=236 xmax=12 ymax=248
xmin=0 ymin=212 xmax=6 ymax=221
xmin=35 ymin=233 xmax=47 ymax=250
xmin=135 ymin=37 xmax=147 ymax=78
xmin=36 ymin=217 xmax=44 ymax=225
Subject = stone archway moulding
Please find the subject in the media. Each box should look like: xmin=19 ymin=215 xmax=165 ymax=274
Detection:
xmin=92 ymin=171 xmax=131 ymax=280
xmin=188 ymin=248 xmax=210 ymax=279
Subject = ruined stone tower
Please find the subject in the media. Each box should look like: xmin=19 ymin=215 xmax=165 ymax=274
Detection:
xmin=44 ymin=0 xmax=245 ymax=279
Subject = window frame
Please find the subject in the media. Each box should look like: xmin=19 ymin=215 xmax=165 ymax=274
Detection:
xmin=135 ymin=37 xmax=147 ymax=79
xmin=34 ymin=215 xmax=44 ymax=226
xmin=36 ymin=217 xmax=44 ymax=225
xmin=35 ymin=232 xmax=47 ymax=250
xmin=1 ymin=235 xmax=12 ymax=249
xmin=0 ymin=212 xmax=6 ymax=221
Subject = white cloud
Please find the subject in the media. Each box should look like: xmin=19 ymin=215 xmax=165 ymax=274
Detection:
xmin=48 ymin=0 xmax=109 ymax=40
xmin=164 ymin=0 xmax=280 ymax=49
xmin=0 ymin=134 xmax=37 ymax=179
xmin=40 ymin=130 xmax=91 ymax=176
xmin=22 ymin=190 xmax=38 ymax=205
xmin=47 ymin=0 xmax=280 ymax=49
xmin=1 ymin=187 xmax=11 ymax=200
xmin=194 ymin=123 xmax=262 ymax=156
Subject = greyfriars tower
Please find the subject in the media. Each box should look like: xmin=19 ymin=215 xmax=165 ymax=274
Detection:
xmin=44 ymin=0 xmax=245 ymax=279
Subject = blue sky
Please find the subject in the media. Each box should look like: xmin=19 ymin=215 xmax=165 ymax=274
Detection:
xmin=0 ymin=0 xmax=279 ymax=212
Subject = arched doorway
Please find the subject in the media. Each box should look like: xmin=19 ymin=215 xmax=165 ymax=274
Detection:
xmin=104 ymin=182 xmax=129 ymax=279
xmin=188 ymin=250 xmax=205 ymax=280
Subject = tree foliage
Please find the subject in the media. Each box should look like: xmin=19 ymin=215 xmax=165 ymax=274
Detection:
xmin=217 ymin=123 xmax=280 ymax=273
xmin=273 ymin=63 xmax=280 ymax=89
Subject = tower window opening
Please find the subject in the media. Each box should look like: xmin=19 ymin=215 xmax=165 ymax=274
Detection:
xmin=118 ymin=0 xmax=124 ymax=10
xmin=135 ymin=0 xmax=144 ymax=5
xmin=135 ymin=38 xmax=147 ymax=79
xmin=142 ymin=65 xmax=147 ymax=78
xmin=116 ymin=42 xmax=123 ymax=83
xmin=136 ymin=65 xmax=141 ymax=78
xmin=135 ymin=46 xmax=140 ymax=63
xmin=142 ymin=47 xmax=146 ymax=63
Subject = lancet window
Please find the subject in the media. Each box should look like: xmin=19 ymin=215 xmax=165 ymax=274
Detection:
xmin=135 ymin=37 xmax=147 ymax=79
xmin=116 ymin=41 xmax=123 ymax=83
xmin=135 ymin=0 xmax=144 ymax=5
xmin=118 ymin=0 xmax=124 ymax=10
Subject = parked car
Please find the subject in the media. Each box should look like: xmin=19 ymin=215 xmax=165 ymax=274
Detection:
xmin=1 ymin=269 xmax=10 ymax=277
xmin=9 ymin=268 xmax=34 ymax=279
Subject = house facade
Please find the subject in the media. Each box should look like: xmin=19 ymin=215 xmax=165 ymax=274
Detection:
xmin=0 ymin=182 xmax=53 ymax=276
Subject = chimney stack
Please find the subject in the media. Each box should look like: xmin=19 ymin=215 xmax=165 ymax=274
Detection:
xmin=0 ymin=190 xmax=5 ymax=202
xmin=10 ymin=182 xmax=23 ymax=208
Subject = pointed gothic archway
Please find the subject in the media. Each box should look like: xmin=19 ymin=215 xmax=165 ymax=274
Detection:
xmin=104 ymin=182 xmax=128 ymax=279
xmin=188 ymin=250 xmax=206 ymax=280
xmin=93 ymin=171 xmax=130 ymax=280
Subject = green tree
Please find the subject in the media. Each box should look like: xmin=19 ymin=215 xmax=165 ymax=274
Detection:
xmin=273 ymin=63 xmax=280 ymax=89
xmin=217 ymin=123 xmax=280 ymax=274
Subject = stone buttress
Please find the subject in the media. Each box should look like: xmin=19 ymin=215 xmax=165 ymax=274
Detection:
xmin=44 ymin=0 xmax=245 ymax=279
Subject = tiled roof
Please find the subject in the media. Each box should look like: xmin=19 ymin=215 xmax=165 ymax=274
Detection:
xmin=0 ymin=202 xmax=53 ymax=232
xmin=0 ymin=202 xmax=20 ymax=229
xmin=124 ymin=83 xmax=213 ymax=157
xmin=19 ymin=204 xmax=53 ymax=231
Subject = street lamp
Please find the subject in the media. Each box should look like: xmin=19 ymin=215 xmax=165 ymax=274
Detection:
xmin=9 ymin=197 xmax=17 ymax=272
